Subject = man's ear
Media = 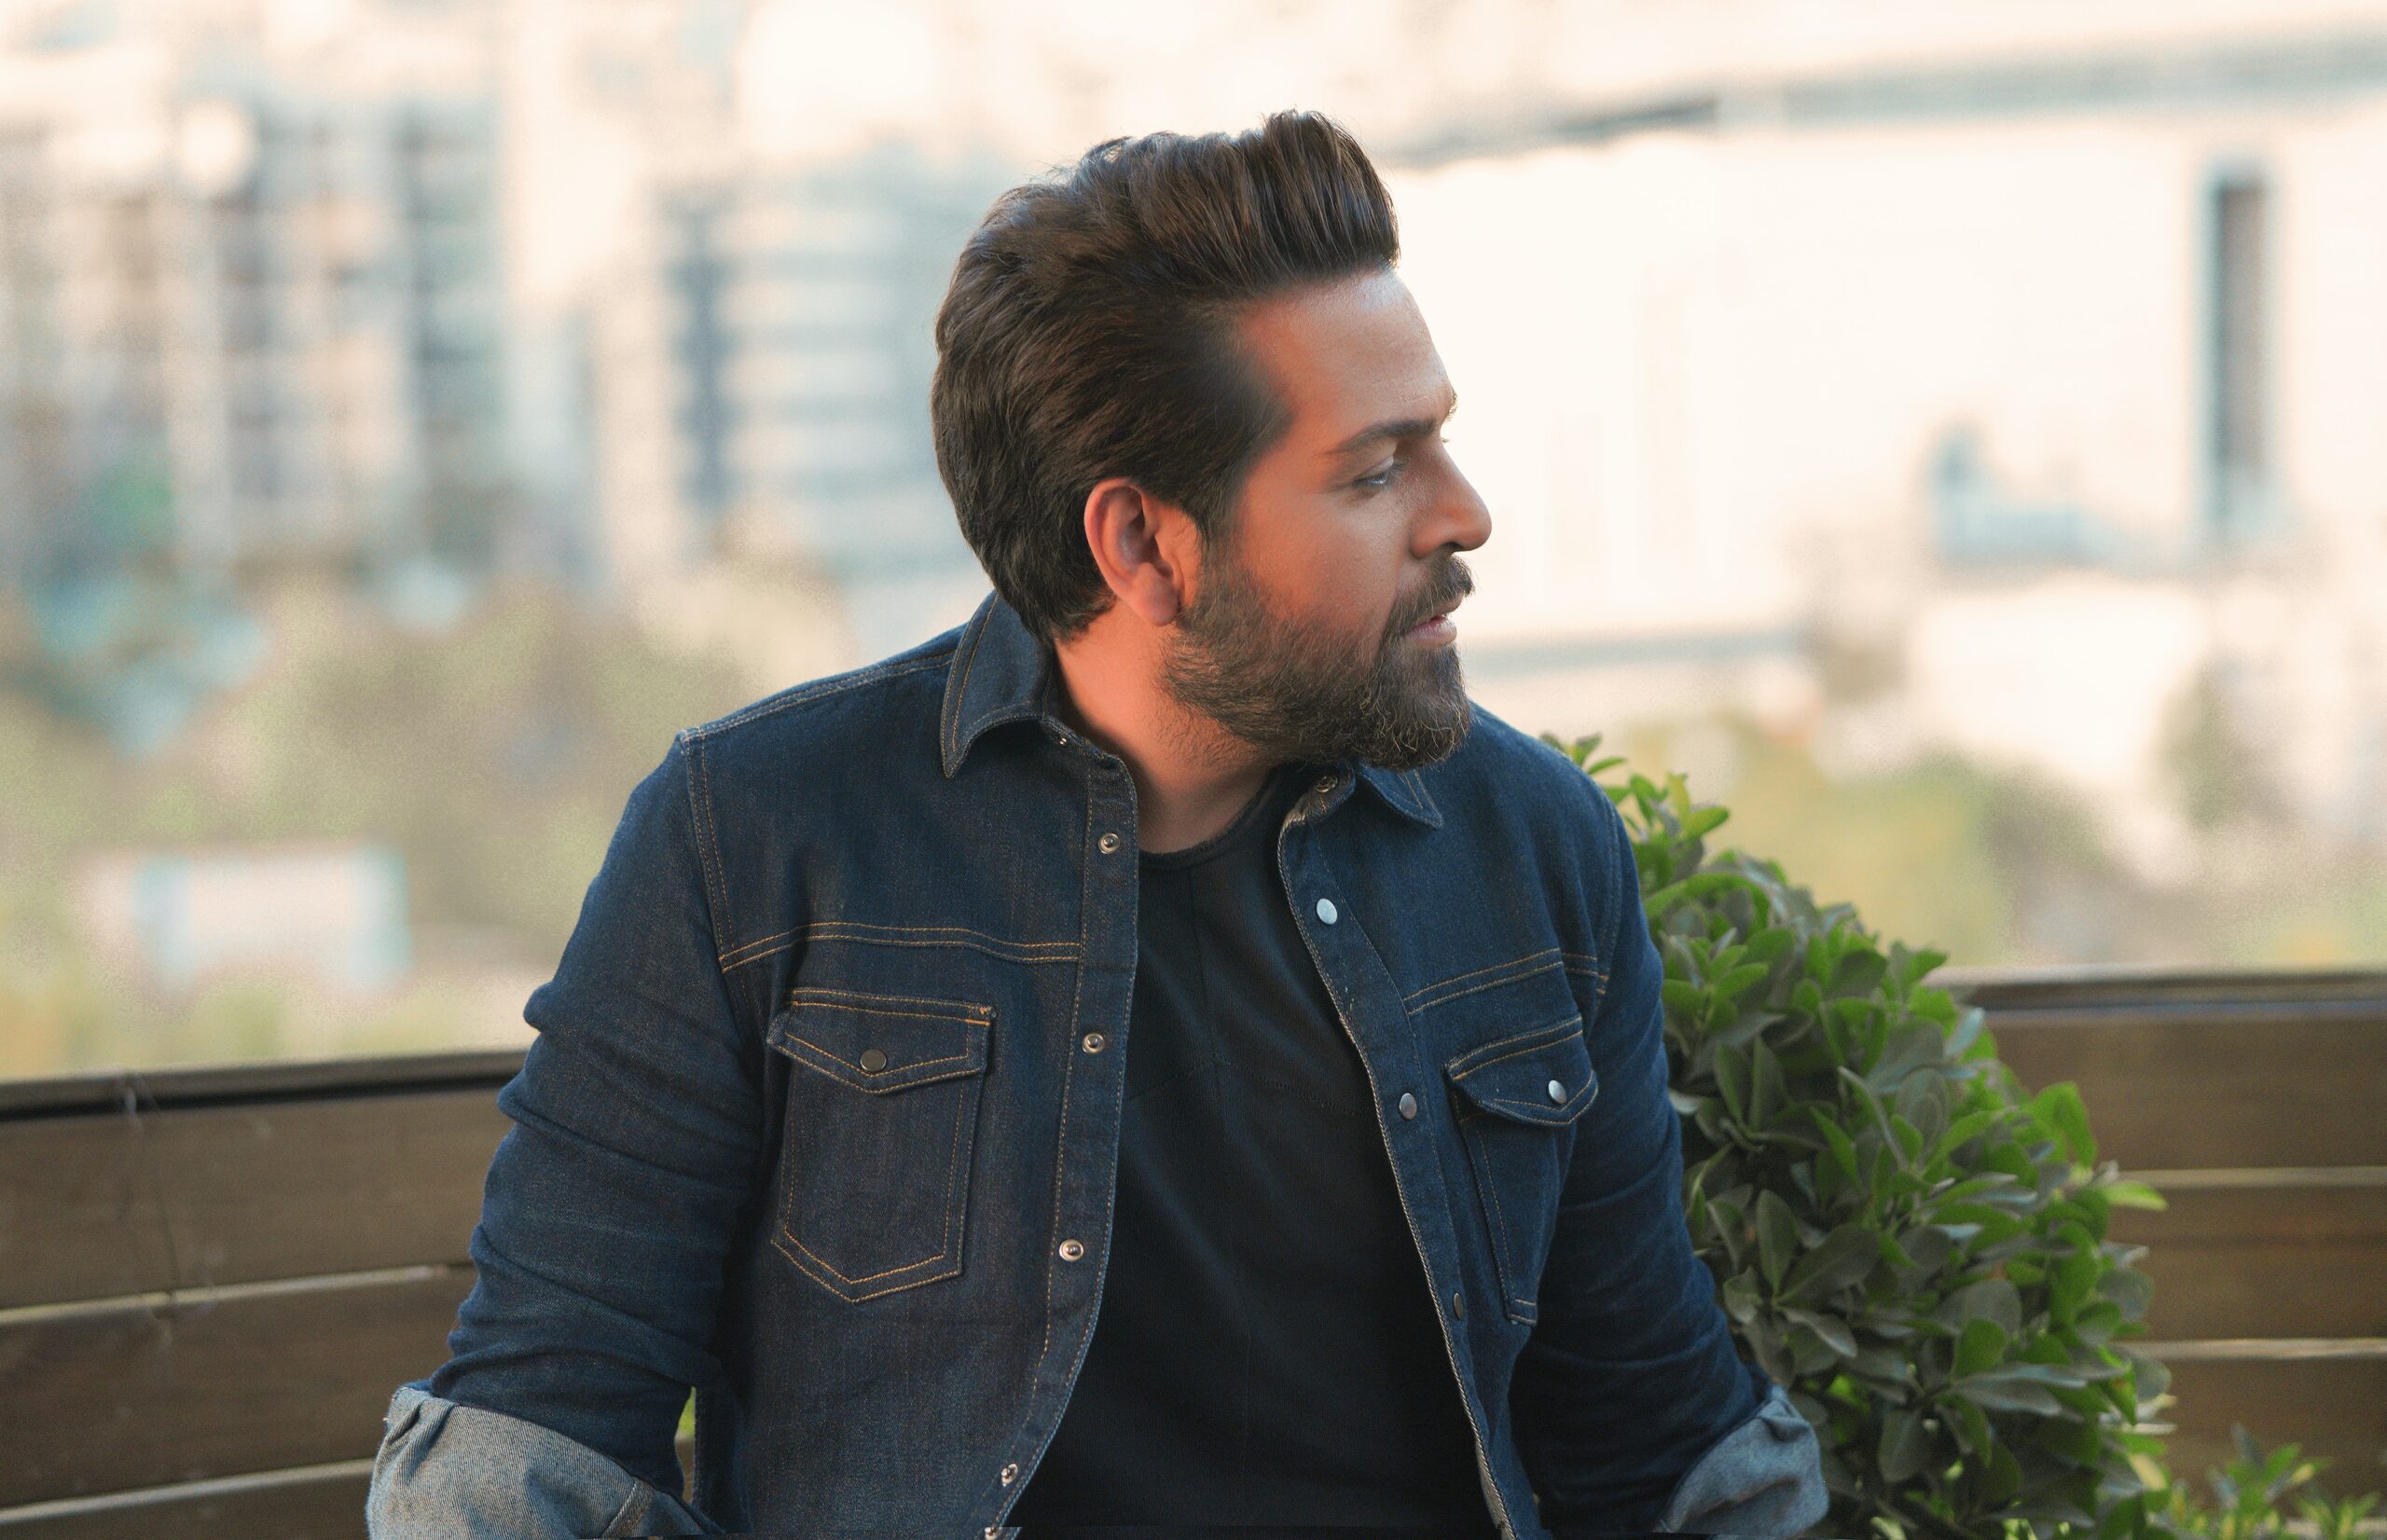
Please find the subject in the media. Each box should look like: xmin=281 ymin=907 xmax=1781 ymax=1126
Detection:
xmin=1083 ymin=476 xmax=1193 ymax=628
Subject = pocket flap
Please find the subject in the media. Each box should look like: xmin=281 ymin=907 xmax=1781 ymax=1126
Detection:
xmin=1443 ymin=1016 xmax=1599 ymax=1125
xmin=768 ymin=989 xmax=992 ymax=1093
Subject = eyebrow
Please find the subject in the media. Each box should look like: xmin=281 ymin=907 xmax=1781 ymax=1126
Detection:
xmin=1320 ymin=386 xmax=1460 ymax=462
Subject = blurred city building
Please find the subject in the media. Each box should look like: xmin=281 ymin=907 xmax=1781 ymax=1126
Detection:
xmin=76 ymin=839 xmax=410 ymax=994
xmin=584 ymin=140 xmax=1010 ymax=659
xmin=1374 ymin=7 xmax=2387 ymax=868
xmin=0 ymin=0 xmax=515 ymax=586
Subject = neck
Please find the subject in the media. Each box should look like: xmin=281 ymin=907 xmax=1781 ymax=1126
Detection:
xmin=1048 ymin=611 xmax=1284 ymax=856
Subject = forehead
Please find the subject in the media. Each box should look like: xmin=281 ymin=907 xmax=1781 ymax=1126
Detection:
xmin=1234 ymin=269 xmax=1450 ymax=449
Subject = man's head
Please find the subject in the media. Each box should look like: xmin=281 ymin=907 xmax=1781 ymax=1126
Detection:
xmin=931 ymin=109 xmax=1489 ymax=771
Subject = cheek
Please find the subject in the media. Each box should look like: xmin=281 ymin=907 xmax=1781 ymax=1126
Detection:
xmin=1287 ymin=524 xmax=1396 ymax=626
xmin=1256 ymin=499 xmax=1398 ymax=626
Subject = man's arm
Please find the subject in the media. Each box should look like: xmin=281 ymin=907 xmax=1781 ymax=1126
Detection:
xmin=1510 ymin=772 xmax=1828 ymax=1537
xmin=366 ymin=733 xmax=761 ymax=1537
xmin=367 ymin=1382 xmax=721 ymax=1538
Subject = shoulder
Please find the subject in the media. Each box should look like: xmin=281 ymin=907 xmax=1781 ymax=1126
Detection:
xmin=1418 ymin=696 xmax=1624 ymax=852
xmin=673 ymin=625 xmax=964 ymax=782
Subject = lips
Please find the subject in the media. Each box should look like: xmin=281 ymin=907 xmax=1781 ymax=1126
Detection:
xmin=1409 ymin=598 xmax=1461 ymax=631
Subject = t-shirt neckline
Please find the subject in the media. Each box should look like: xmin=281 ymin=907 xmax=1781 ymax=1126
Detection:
xmin=1137 ymin=761 xmax=1309 ymax=872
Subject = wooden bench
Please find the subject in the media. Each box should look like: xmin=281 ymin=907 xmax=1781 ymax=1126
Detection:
xmin=0 ymin=967 xmax=2380 ymax=1536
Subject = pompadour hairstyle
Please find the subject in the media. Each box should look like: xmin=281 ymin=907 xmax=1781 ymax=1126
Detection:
xmin=931 ymin=109 xmax=1400 ymax=645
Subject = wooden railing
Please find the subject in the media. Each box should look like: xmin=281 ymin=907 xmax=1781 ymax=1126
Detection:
xmin=0 ymin=1051 xmax=521 ymax=1537
xmin=1939 ymin=965 xmax=2387 ymax=1484
xmin=0 ymin=966 xmax=2380 ymax=1536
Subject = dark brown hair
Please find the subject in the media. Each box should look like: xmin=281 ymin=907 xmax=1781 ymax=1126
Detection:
xmin=931 ymin=109 xmax=1400 ymax=645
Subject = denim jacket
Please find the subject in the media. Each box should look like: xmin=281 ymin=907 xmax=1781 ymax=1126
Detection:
xmin=366 ymin=586 xmax=1828 ymax=1540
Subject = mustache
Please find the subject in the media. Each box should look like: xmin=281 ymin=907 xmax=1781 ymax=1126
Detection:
xmin=1396 ymin=562 xmax=1474 ymax=634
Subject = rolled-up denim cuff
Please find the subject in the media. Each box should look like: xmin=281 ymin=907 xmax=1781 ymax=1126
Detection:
xmin=1654 ymin=1379 xmax=1829 ymax=1538
xmin=366 ymin=1382 xmax=724 ymax=1539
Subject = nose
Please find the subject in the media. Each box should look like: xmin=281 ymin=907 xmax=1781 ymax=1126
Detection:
xmin=1424 ymin=461 xmax=1493 ymax=557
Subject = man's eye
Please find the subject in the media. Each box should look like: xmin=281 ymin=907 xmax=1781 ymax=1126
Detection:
xmin=1355 ymin=461 xmax=1401 ymax=490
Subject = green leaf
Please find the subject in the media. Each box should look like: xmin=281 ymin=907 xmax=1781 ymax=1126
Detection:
xmin=1945 ymin=1005 xmax=1987 ymax=1059
xmin=2029 ymin=1081 xmax=2098 ymax=1167
xmin=1756 ymin=1189 xmax=1799 ymax=1291
xmin=1812 ymin=1108 xmax=1860 ymax=1182
xmin=1954 ymin=1373 xmax=2064 ymax=1416
xmin=1746 ymin=926 xmax=1796 ymax=965
xmin=1827 ymin=946 xmax=1888 ymax=999
xmin=1749 ymin=1039 xmax=1787 ymax=1127
xmin=1781 ymin=1223 xmax=1879 ymax=1303
xmin=1714 ymin=1044 xmax=1751 ymax=1121
xmin=1932 ymin=1107 xmax=2000 ymax=1158
xmin=1880 ymin=1409 xmax=1932 ymax=1483
xmin=1644 ymin=869 xmax=1747 ymax=914
xmin=1937 ymin=1276 xmax=2023 ymax=1336
xmin=2104 ymin=1266 xmax=2154 ymax=1322
xmin=1981 ymin=1441 xmax=2023 ymax=1505
xmin=1946 ymin=1396 xmax=1992 ymax=1458
xmin=2102 ymin=1179 xmax=2168 ymax=1211
xmin=1895 ymin=1072 xmax=1950 ymax=1152
xmin=1953 ymin=1315 xmax=2009 ymax=1379
xmin=1716 ymin=962 xmax=1773 ymax=1002
xmin=1681 ymin=804 xmax=1730 ymax=840
xmin=1889 ymin=942 xmax=1951 ymax=994
xmin=2050 ymin=1246 xmax=2100 ymax=1323
xmin=1744 ymin=1315 xmax=1793 ymax=1383
xmin=1661 ymin=979 xmax=1707 ymax=1019
xmin=1781 ymin=1307 xmax=1857 ymax=1358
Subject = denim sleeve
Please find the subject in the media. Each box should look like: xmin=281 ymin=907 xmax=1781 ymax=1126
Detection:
xmin=1653 ymin=1380 xmax=1829 ymax=1536
xmin=405 ymin=732 xmax=763 ymax=1506
xmin=1511 ymin=777 xmax=1826 ymax=1537
xmin=366 ymin=1383 xmax=725 ymax=1538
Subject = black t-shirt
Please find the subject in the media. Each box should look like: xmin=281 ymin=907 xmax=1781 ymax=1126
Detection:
xmin=1006 ymin=759 xmax=1494 ymax=1534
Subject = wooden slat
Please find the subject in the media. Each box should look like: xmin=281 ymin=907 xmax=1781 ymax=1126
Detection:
xmin=0 ymin=1267 xmax=472 ymax=1507
xmin=0 ymin=1051 xmax=525 ymax=1120
xmin=2114 ymin=1174 xmax=2387 ymax=1341
xmin=0 ymin=1463 xmax=370 ymax=1540
xmin=0 ymin=1415 xmax=697 ymax=1538
xmin=1937 ymin=967 xmax=2387 ymax=1012
xmin=0 ymin=1089 xmax=511 ymax=1309
xmin=1983 ymin=1011 xmax=2387 ymax=1169
xmin=2151 ymin=1344 xmax=2387 ymax=1488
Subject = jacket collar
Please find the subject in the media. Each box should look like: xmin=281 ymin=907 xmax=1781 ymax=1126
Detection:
xmin=939 ymin=588 xmax=1442 ymax=830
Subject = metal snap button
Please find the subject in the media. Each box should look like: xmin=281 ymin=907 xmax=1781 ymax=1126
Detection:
xmin=1057 ymin=1238 xmax=1084 ymax=1261
xmin=1397 ymin=1092 xmax=1418 ymax=1120
xmin=1452 ymin=1289 xmax=1465 ymax=1319
xmin=1315 ymin=897 xmax=1338 ymax=925
xmin=1097 ymin=831 xmax=1121 ymax=854
xmin=1313 ymin=775 xmax=1335 ymax=793
xmin=1082 ymin=1032 xmax=1106 ymax=1053
xmin=1000 ymin=1462 xmax=1019 ymax=1485
xmin=1547 ymin=1079 xmax=1566 ymax=1104
xmin=859 ymin=1048 xmax=888 ymax=1072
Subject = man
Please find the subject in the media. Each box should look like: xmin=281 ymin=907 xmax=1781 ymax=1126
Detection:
xmin=367 ymin=110 xmax=1828 ymax=1540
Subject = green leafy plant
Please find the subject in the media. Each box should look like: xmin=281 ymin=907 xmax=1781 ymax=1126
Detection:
xmin=1546 ymin=732 xmax=2181 ymax=1540
xmin=2156 ymin=1428 xmax=2379 ymax=1540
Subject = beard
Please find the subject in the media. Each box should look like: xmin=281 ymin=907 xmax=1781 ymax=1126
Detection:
xmin=1158 ymin=526 xmax=1474 ymax=774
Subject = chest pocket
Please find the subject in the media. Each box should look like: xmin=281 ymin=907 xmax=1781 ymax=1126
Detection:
xmin=766 ymin=988 xmax=993 ymax=1302
xmin=1443 ymin=1015 xmax=1600 ymax=1325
